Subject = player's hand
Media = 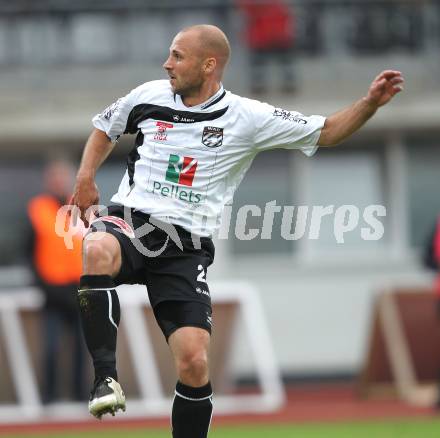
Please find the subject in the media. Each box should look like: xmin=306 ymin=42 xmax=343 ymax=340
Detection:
xmin=365 ymin=70 xmax=404 ymax=108
xmin=69 ymin=175 xmax=100 ymax=228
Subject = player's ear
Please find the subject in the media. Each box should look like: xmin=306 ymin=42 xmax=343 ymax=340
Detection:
xmin=203 ymin=58 xmax=216 ymax=75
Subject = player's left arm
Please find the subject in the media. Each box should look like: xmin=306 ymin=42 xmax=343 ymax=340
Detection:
xmin=317 ymin=70 xmax=404 ymax=147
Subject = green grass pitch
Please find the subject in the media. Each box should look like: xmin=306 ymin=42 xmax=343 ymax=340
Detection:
xmin=7 ymin=419 xmax=440 ymax=438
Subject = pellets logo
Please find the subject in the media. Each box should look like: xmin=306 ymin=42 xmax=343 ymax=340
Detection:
xmin=165 ymin=154 xmax=198 ymax=186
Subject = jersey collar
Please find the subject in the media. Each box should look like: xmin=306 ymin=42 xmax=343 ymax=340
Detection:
xmin=175 ymin=84 xmax=225 ymax=111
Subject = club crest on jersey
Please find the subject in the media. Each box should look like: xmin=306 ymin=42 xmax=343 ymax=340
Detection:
xmin=202 ymin=126 xmax=223 ymax=148
xmin=166 ymin=154 xmax=198 ymax=186
xmin=153 ymin=121 xmax=173 ymax=141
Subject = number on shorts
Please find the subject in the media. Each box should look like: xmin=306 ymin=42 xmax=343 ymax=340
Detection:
xmin=197 ymin=264 xmax=207 ymax=283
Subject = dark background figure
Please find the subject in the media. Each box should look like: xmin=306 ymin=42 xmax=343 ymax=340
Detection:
xmin=424 ymin=216 xmax=440 ymax=408
xmin=26 ymin=159 xmax=86 ymax=404
xmin=348 ymin=1 xmax=423 ymax=55
xmin=238 ymin=0 xmax=297 ymax=95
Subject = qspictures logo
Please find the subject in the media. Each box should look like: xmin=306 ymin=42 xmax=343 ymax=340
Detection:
xmin=166 ymin=154 xmax=198 ymax=186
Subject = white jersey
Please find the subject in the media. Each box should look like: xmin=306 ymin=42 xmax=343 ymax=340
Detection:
xmin=93 ymin=80 xmax=325 ymax=237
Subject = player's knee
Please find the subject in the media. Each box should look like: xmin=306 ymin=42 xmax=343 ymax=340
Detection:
xmin=83 ymin=238 xmax=118 ymax=276
xmin=176 ymin=351 xmax=209 ymax=384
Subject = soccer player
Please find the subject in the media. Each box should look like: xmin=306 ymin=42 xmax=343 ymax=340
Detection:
xmin=71 ymin=24 xmax=403 ymax=437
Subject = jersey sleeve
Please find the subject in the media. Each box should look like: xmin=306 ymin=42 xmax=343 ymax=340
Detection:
xmin=92 ymin=87 xmax=139 ymax=141
xmin=251 ymin=101 xmax=326 ymax=156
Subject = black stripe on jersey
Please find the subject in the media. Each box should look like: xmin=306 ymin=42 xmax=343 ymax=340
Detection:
xmin=127 ymin=130 xmax=143 ymax=188
xmin=202 ymin=90 xmax=226 ymax=110
xmin=124 ymin=104 xmax=229 ymax=134
xmin=124 ymin=104 xmax=229 ymax=188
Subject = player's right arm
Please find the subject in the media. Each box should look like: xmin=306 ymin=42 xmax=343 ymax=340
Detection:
xmin=72 ymin=128 xmax=115 ymax=226
xmin=72 ymin=85 xmax=141 ymax=225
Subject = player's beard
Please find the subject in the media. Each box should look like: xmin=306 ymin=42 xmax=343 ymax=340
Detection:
xmin=174 ymin=72 xmax=204 ymax=99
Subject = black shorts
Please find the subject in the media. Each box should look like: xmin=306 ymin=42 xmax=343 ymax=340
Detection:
xmin=153 ymin=300 xmax=212 ymax=341
xmin=87 ymin=205 xmax=215 ymax=339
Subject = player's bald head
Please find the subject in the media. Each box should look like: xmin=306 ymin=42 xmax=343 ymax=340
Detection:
xmin=177 ymin=24 xmax=231 ymax=78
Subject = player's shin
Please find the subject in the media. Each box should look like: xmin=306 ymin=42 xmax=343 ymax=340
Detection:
xmin=172 ymin=381 xmax=213 ymax=438
xmin=77 ymin=275 xmax=120 ymax=381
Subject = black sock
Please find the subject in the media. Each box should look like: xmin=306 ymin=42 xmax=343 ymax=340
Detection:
xmin=172 ymin=381 xmax=213 ymax=438
xmin=78 ymin=275 xmax=120 ymax=381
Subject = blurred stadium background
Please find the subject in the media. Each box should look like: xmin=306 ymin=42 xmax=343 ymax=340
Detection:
xmin=1 ymin=0 xmax=440 ymax=436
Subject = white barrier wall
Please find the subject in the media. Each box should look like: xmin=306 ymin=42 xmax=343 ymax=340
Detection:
xmin=209 ymin=253 xmax=435 ymax=376
xmin=0 ymin=282 xmax=284 ymax=422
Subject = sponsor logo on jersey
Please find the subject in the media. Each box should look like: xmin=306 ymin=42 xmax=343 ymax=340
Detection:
xmin=152 ymin=181 xmax=203 ymax=204
xmin=172 ymin=114 xmax=195 ymax=123
xmin=151 ymin=154 xmax=202 ymax=204
xmin=100 ymin=99 xmax=121 ymax=121
xmin=151 ymin=154 xmax=203 ymax=204
xmin=202 ymin=126 xmax=223 ymax=148
xmin=273 ymin=108 xmax=307 ymax=124
xmin=166 ymin=154 xmax=198 ymax=186
xmin=153 ymin=121 xmax=173 ymax=141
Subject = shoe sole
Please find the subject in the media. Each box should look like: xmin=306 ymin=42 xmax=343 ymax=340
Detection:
xmin=89 ymin=393 xmax=126 ymax=419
